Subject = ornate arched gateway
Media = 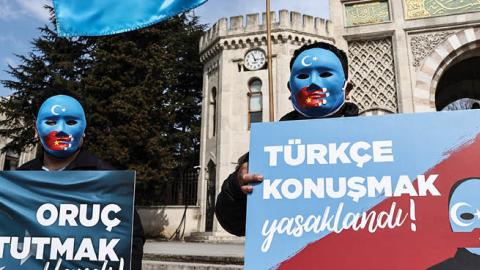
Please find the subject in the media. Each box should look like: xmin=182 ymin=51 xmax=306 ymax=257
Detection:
xmin=414 ymin=28 xmax=480 ymax=112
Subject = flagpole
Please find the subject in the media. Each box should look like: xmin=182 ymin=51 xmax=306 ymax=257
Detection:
xmin=266 ymin=0 xmax=274 ymax=122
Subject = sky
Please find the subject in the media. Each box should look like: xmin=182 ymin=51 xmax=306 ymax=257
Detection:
xmin=0 ymin=0 xmax=329 ymax=96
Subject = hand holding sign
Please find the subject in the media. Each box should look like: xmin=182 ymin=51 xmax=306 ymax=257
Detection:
xmin=238 ymin=162 xmax=264 ymax=194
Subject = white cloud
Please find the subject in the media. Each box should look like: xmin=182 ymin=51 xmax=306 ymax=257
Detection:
xmin=0 ymin=35 xmax=25 ymax=49
xmin=194 ymin=0 xmax=329 ymax=26
xmin=0 ymin=0 xmax=21 ymax=20
xmin=15 ymin=0 xmax=50 ymax=22
xmin=5 ymin=57 xmax=18 ymax=67
xmin=0 ymin=0 xmax=50 ymax=22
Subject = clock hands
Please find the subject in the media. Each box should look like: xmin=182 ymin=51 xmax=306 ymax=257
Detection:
xmin=245 ymin=49 xmax=266 ymax=70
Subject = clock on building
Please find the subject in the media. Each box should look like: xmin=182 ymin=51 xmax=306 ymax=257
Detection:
xmin=244 ymin=49 xmax=266 ymax=71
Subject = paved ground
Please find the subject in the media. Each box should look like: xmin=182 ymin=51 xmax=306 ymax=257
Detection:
xmin=142 ymin=261 xmax=243 ymax=270
xmin=143 ymin=241 xmax=245 ymax=269
xmin=144 ymin=241 xmax=245 ymax=258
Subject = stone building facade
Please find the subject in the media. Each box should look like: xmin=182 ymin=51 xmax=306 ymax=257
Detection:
xmin=0 ymin=142 xmax=36 ymax=171
xmin=0 ymin=114 xmax=36 ymax=171
xmin=331 ymin=0 xmax=480 ymax=114
xmin=197 ymin=0 xmax=480 ymax=236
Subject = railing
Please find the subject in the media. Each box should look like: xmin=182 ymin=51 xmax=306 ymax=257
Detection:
xmin=136 ymin=169 xmax=198 ymax=206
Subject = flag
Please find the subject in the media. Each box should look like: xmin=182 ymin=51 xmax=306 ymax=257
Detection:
xmin=53 ymin=0 xmax=208 ymax=37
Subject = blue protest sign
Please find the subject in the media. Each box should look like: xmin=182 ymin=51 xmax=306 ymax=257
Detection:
xmin=246 ymin=110 xmax=480 ymax=270
xmin=0 ymin=171 xmax=135 ymax=270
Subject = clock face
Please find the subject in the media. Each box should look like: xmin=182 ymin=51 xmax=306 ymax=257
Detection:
xmin=244 ymin=49 xmax=266 ymax=71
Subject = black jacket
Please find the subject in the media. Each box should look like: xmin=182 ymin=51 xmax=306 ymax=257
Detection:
xmin=428 ymin=249 xmax=480 ymax=270
xmin=215 ymin=103 xmax=360 ymax=236
xmin=18 ymin=149 xmax=145 ymax=270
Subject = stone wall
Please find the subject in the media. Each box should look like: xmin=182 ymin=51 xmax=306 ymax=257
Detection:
xmin=199 ymin=10 xmax=334 ymax=63
xmin=138 ymin=206 xmax=200 ymax=238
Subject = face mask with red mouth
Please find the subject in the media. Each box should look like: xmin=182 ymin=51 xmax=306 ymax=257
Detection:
xmin=36 ymin=95 xmax=86 ymax=158
xmin=44 ymin=131 xmax=74 ymax=151
xmin=296 ymin=85 xmax=331 ymax=108
xmin=289 ymin=47 xmax=347 ymax=118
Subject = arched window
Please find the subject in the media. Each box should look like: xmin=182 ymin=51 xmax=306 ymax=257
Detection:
xmin=248 ymin=78 xmax=263 ymax=128
xmin=209 ymin=87 xmax=217 ymax=137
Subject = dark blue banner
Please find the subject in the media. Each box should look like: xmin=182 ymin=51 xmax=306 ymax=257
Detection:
xmin=0 ymin=171 xmax=135 ymax=270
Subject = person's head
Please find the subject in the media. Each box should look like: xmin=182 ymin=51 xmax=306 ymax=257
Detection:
xmin=288 ymin=42 xmax=352 ymax=118
xmin=448 ymin=178 xmax=480 ymax=255
xmin=35 ymin=94 xmax=87 ymax=158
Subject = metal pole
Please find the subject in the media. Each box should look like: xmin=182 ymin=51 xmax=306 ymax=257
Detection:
xmin=266 ymin=0 xmax=274 ymax=122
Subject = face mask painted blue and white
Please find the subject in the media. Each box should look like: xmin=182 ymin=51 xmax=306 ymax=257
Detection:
xmin=449 ymin=179 xmax=480 ymax=255
xmin=36 ymin=95 xmax=86 ymax=158
xmin=289 ymin=48 xmax=347 ymax=118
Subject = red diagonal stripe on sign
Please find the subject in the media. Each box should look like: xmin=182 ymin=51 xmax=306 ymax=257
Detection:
xmin=277 ymin=135 xmax=480 ymax=270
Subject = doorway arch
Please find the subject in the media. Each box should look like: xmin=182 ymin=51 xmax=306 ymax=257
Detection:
xmin=413 ymin=28 xmax=480 ymax=112
xmin=435 ymin=56 xmax=480 ymax=110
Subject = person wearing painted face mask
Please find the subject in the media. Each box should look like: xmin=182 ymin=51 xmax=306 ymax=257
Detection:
xmin=215 ymin=42 xmax=358 ymax=236
xmin=428 ymin=178 xmax=480 ymax=270
xmin=18 ymin=94 xmax=145 ymax=270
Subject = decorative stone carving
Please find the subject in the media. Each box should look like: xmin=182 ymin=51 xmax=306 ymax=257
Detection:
xmin=405 ymin=0 xmax=480 ymax=20
xmin=410 ymin=31 xmax=454 ymax=67
xmin=345 ymin=0 xmax=390 ymax=27
xmin=348 ymin=38 xmax=398 ymax=113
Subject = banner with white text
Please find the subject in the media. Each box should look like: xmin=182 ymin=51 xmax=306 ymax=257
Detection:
xmin=246 ymin=110 xmax=480 ymax=270
xmin=0 ymin=171 xmax=135 ymax=270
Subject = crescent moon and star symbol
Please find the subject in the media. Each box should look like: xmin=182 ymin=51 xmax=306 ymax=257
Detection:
xmin=50 ymin=105 xmax=66 ymax=116
xmin=450 ymin=202 xmax=480 ymax=227
xmin=301 ymin=56 xmax=319 ymax=67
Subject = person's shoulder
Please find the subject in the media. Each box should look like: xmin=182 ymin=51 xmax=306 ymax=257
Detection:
xmin=343 ymin=102 xmax=359 ymax=117
xmin=96 ymin=158 xmax=116 ymax=170
xmin=81 ymin=150 xmax=116 ymax=170
xmin=280 ymin=110 xmax=306 ymax=121
xmin=17 ymin=157 xmax=43 ymax=170
xmin=68 ymin=149 xmax=116 ymax=170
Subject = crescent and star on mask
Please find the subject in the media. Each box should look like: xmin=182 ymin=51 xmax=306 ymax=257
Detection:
xmin=50 ymin=105 xmax=66 ymax=116
xmin=301 ymin=55 xmax=320 ymax=67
